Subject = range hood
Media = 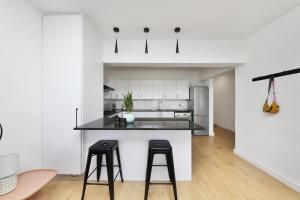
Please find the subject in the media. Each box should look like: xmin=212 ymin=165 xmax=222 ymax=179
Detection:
xmin=104 ymin=85 xmax=115 ymax=91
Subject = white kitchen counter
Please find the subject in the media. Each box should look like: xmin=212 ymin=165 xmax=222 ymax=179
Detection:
xmin=83 ymin=129 xmax=192 ymax=181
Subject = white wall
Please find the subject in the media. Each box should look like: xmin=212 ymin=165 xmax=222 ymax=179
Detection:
xmin=42 ymin=15 xmax=84 ymax=174
xmin=103 ymin=39 xmax=246 ymax=64
xmin=0 ymin=0 xmax=42 ymax=171
xmin=235 ymin=6 xmax=300 ymax=192
xmin=104 ymin=66 xmax=231 ymax=85
xmin=82 ymin=16 xmax=104 ymax=123
xmin=214 ymin=70 xmax=235 ymax=132
xmin=82 ymin=16 xmax=104 ymax=172
xmin=42 ymin=15 xmax=103 ymax=174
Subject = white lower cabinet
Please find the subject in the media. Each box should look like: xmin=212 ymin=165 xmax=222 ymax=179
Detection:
xmin=146 ymin=112 xmax=158 ymax=118
xmin=132 ymin=112 xmax=157 ymax=118
xmin=132 ymin=112 xmax=145 ymax=118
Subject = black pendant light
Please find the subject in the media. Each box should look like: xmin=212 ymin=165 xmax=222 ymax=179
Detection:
xmin=175 ymin=27 xmax=180 ymax=54
xmin=113 ymin=27 xmax=119 ymax=54
xmin=144 ymin=27 xmax=150 ymax=54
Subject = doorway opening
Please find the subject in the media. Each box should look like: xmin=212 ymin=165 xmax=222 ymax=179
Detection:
xmin=213 ymin=69 xmax=235 ymax=149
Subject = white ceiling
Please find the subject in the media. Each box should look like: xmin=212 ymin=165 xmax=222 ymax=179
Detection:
xmin=28 ymin=0 xmax=300 ymax=39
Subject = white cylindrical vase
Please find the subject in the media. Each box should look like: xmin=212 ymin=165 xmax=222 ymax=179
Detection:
xmin=0 ymin=154 xmax=19 ymax=195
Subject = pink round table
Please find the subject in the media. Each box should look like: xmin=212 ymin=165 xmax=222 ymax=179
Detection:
xmin=1 ymin=169 xmax=56 ymax=200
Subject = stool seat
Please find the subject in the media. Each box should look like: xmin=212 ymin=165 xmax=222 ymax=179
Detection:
xmin=149 ymin=140 xmax=172 ymax=151
xmin=90 ymin=140 xmax=118 ymax=152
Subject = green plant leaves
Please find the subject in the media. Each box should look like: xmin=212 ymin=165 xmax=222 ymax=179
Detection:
xmin=122 ymin=91 xmax=133 ymax=112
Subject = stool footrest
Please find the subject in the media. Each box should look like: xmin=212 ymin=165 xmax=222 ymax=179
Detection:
xmin=87 ymin=165 xmax=121 ymax=179
xmin=100 ymin=165 xmax=120 ymax=167
xmin=152 ymin=164 xmax=167 ymax=167
xmin=149 ymin=182 xmax=173 ymax=185
xmin=87 ymin=170 xmax=121 ymax=183
xmin=86 ymin=182 xmax=109 ymax=186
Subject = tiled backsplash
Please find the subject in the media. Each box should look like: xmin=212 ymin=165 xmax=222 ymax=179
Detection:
xmin=104 ymin=99 xmax=189 ymax=111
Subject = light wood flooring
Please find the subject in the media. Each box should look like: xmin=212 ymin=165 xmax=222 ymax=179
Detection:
xmin=41 ymin=126 xmax=300 ymax=200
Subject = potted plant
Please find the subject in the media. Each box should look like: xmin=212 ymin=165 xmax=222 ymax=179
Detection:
xmin=122 ymin=91 xmax=135 ymax=123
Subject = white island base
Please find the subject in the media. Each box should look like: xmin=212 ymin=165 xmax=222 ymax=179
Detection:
xmin=83 ymin=130 xmax=192 ymax=181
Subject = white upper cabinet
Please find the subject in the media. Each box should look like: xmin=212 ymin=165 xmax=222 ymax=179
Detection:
xmin=116 ymin=80 xmax=129 ymax=99
xmin=140 ymin=80 xmax=153 ymax=99
xmin=164 ymin=80 xmax=177 ymax=99
xmin=128 ymin=80 xmax=140 ymax=99
xmin=152 ymin=80 xmax=165 ymax=99
xmin=128 ymin=80 xmax=152 ymax=99
xmin=177 ymin=80 xmax=190 ymax=99
xmin=105 ymin=80 xmax=189 ymax=100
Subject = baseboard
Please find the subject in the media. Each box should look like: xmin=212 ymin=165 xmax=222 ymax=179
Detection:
xmin=214 ymin=124 xmax=235 ymax=132
xmin=234 ymin=148 xmax=300 ymax=193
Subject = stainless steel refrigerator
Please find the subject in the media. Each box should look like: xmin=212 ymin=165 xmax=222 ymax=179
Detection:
xmin=189 ymin=86 xmax=209 ymax=135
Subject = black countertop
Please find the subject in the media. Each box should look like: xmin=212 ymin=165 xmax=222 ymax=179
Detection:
xmin=74 ymin=118 xmax=204 ymax=130
xmin=131 ymin=109 xmax=193 ymax=112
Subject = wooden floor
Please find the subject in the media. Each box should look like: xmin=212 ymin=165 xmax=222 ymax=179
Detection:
xmin=41 ymin=126 xmax=300 ymax=200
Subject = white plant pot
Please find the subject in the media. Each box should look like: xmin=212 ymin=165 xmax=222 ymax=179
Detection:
xmin=123 ymin=112 xmax=135 ymax=123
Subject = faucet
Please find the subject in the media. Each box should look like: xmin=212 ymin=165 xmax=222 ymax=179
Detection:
xmin=158 ymin=100 xmax=163 ymax=110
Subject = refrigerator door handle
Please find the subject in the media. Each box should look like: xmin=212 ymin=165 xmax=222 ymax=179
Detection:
xmin=0 ymin=123 xmax=3 ymax=141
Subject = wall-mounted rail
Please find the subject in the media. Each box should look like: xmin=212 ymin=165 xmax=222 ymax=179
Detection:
xmin=252 ymin=68 xmax=300 ymax=82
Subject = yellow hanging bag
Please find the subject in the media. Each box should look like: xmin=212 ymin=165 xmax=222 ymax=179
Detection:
xmin=263 ymin=77 xmax=279 ymax=113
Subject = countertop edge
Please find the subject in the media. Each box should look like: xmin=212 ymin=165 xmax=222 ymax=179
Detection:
xmin=74 ymin=118 xmax=205 ymax=131
xmin=74 ymin=127 xmax=194 ymax=130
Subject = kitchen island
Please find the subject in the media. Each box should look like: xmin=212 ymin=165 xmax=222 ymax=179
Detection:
xmin=75 ymin=118 xmax=204 ymax=181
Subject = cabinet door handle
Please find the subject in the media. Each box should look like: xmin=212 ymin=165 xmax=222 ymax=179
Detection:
xmin=0 ymin=123 xmax=3 ymax=141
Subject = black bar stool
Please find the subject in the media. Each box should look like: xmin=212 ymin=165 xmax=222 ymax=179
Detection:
xmin=144 ymin=140 xmax=178 ymax=200
xmin=81 ymin=140 xmax=124 ymax=200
